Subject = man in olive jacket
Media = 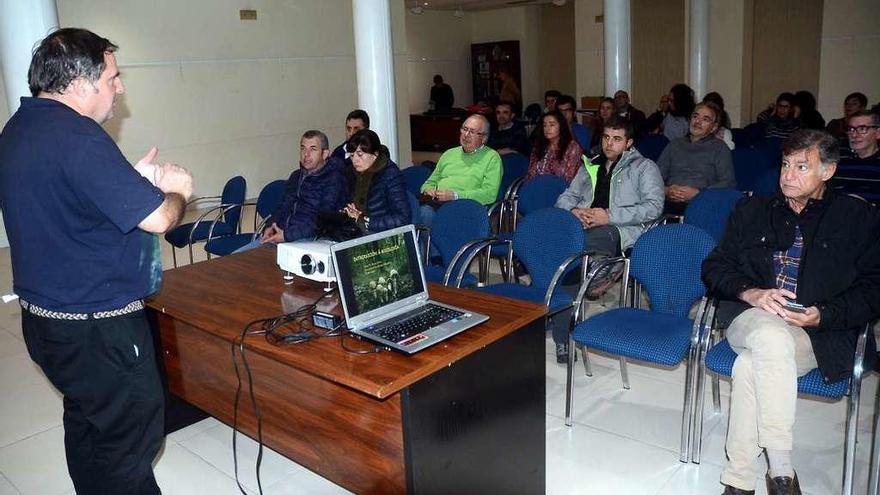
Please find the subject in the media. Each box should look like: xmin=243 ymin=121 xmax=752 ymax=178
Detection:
xmin=701 ymin=129 xmax=880 ymax=495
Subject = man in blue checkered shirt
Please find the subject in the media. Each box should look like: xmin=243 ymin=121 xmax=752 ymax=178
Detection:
xmin=702 ymin=129 xmax=880 ymax=495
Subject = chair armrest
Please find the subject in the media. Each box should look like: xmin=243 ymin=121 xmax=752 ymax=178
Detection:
xmin=186 ymin=195 xmax=223 ymax=208
xmin=506 ymin=176 xmax=526 ymax=201
xmin=205 ymin=202 xmax=256 ymax=242
xmin=571 ymin=256 xmax=628 ymax=323
xmin=448 ymin=238 xmax=511 ymax=287
xmin=851 ymin=321 xmax=872 ymax=385
xmin=543 ymin=249 xmax=592 ymax=308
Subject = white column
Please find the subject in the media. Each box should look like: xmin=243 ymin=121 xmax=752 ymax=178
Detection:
xmin=0 ymin=0 xmax=58 ymax=249
xmin=0 ymin=0 xmax=59 ymax=114
xmin=603 ymin=0 xmax=631 ymax=96
xmin=352 ymin=0 xmax=398 ymax=162
xmin=688 ymin=0 xmax=709 ymax=98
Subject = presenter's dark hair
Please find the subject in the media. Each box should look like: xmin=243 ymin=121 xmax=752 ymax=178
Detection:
xmin=603 ymin=115 xmax=635 ymax=140
xmin=346 ymin=109 xmax=370 ymax=128
xmin=28 ymin=28 xmax=118 ymax=97
xmin=346 ymin=129 xmax=383 ymax=155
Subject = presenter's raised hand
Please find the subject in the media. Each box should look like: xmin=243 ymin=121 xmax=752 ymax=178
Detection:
xmin=133 ymin=146 xmax=160 ymax=185
xmin=155 ymin=163 xmax=193 ymax=201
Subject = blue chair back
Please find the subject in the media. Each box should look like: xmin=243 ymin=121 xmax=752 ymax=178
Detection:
xmin=513 ymin=208 xmax=584 ymax=290
xmin=739 ymin=122 xmax=765 ymax=147
xmin=755 ymin=136 xmax=784 ymax=159
xmin=431 ymin=199 xmax=490 ymax=267
xmin=833 ymin=160 xmax=880 ymax=204
xmin=498 ymin=152 xmax=530 ymax=201
xmin=683 ymin=188 xmax=744 ymax=243
xmin=255 ymin=180 xmax=286 ymax=220
xmin=635 ymin=134 xmax=670 ymax=163
xmin=221 ymin=176 xmax=247 ymax=228
xmin=517 ymin=175 xmax=567 ymax=216
xmin=402 ymin=165 xmax=433 ymax=197
xmin=751 ymin=166 xmax=780 ymax=194
xmin=733 ymin=147 xmax=775 ymax=192
xmin=629 ymin=224 xmax=716 ymax=318
xmin=406 ymin=191 xmax=422 ymax=224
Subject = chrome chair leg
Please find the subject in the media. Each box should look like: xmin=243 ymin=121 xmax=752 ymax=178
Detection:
xmin=870 ymin=391 xmax=880 ymax=495
xmin=680 ymin=351 xmax=698 ymax=463
xmin=565 ymin=333 xmax=576 ymax=427
xmin=171 ymin=248 xmax=178 ymax=268
xmin=711 ymin=376 xmax=721 ymax=414
xmin=619 ymin=357 xmax=630 ymax=390
xmin=581 ymin=347 xmax=592 ymax=377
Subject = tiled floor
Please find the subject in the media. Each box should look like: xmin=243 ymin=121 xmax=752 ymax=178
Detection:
xmin=0 ymin=232 xmax=876 ymax=494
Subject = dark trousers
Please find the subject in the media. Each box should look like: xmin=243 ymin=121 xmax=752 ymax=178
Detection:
xmin=22 ymin=310 xmax=164 ymax=495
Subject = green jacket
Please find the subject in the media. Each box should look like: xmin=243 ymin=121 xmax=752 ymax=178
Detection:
xmin=421 ymin=145 xmax=502 ymax=205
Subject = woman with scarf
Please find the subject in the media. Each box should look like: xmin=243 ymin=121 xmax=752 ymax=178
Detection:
xmin=339 ymin=129 xmax=411 ymax=235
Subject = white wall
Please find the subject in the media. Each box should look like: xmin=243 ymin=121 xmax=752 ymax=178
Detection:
xmin=405 ymin=6 xmax=543 ymax=114
xmin=706 ymin=0 xmax=745 ymax=127
xmin=574 ymin=0 xmax=605 ymax=102
xmin=818 ymin=0 xmax=880 ymax=122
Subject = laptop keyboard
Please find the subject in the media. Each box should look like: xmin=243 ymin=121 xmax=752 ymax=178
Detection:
xmin=371 ymin=304 xmax=464 ymax=344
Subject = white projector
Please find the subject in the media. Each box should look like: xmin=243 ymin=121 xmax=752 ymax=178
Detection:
xmin=277 ymin=239 xmax=336 ymax=283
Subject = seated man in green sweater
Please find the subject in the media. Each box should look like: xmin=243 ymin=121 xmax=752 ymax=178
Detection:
xmin=419 ymin=114 xmax=502 ymax=225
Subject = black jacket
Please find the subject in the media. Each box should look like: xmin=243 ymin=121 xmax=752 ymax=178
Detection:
xmin=701 ymin=190 xmax=880 ymax=382
xmin=269 ymin=157 xmax=350 ymax=242
xmin=347 ymin=158 xmax=412 ymax=233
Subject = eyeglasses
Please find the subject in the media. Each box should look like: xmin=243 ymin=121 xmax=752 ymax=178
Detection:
xmin=847 ymin=125 xmax=879 ymax=135
xmin=690 ymin=113 xmax=715 ymax=124
xmin=460 ymin=126 xmax=487 ymax=136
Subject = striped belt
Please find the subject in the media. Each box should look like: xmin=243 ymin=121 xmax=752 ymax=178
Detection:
xmin=19 ymin=299 xmax=145 ymax=321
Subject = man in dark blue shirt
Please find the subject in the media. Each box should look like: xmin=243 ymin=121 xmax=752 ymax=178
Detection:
xmin=0 ymin=28 xmax=192 ymax=494
xmin=330 ymin=109 xmax=370 ymax=165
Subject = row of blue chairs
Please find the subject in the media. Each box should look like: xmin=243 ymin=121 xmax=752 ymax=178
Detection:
xmin=164 ymin=177 xmax=287 ymax=266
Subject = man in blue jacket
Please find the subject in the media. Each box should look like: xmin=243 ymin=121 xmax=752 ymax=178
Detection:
xmin=261 ymin=130 xmax=349 ymax=243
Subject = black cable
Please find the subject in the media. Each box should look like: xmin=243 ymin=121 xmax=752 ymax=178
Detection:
xmin=228 ymin=288 xmax=342 ymax=494
xmin=340 ymin=332 xmax=385 ymax=354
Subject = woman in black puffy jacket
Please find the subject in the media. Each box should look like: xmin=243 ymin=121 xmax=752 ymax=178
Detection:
xmin=340 ymin=129 xmax=411 ymax=233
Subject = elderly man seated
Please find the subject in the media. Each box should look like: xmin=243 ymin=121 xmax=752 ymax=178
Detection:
xmin=657 ymin=101 xmax=736 ymax=214
xmin=550 ymin=115 xmax=664 ymax=362
xmin=702 ymin=129 xmax=880 ymax=495
xmin=419 ymin=114 xmax=502 ymax=225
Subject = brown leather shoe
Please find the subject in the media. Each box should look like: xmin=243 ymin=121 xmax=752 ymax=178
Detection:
xmin=765 ymin=471 xmax=801 ymax=495
xmin=721 ymin=483 xmax=755 ymax=494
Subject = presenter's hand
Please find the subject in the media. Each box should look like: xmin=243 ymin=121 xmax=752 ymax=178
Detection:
xmin=155 ymin=163 xmax=193 ymax=201
xmin=739 ymin=287 xmax=797 ymax=319
xmin=134 ymin=146 xmax=160 ymax=185
xmin=261 ymin=223 xmax=284 ymax=244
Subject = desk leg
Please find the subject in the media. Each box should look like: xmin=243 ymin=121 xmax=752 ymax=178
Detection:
xmin=401 ymin=319 xmax=545 ymax=495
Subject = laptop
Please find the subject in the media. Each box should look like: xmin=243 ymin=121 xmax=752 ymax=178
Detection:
xmin=330 ymin=225 xmax=489 ymax=354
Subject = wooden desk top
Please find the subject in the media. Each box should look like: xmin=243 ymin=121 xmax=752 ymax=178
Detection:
xmin=148 ymin=247 xmax=546 ymax=400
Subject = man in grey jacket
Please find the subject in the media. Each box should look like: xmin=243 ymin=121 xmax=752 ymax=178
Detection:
xmin=657 ymin=101 xmax=736 ymax=214
xmin=550 ymin=116 xmax=664 ymax=362
xmin=555 ymin=115 xmax=665 ymax=256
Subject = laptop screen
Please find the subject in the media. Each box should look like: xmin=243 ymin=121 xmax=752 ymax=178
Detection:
xmin=332 ymin=226 xmax=425 ymax=320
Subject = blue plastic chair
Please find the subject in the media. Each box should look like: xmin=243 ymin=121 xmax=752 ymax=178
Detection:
xmin=497 ymin=152 xmax=530 ymax=202
xmin=733 ymin=147 xmax=776 ymax=193
xmin=635 ymin=134 xmax=670 ymax=163
xmin=692 ymin=301 xmax=871 ymax=494
xmin=492 ymin=175 xmax=568 ymax=278
xmin=470 ymin=208 xmax=588 ymax=320
xmin=423 ymin=199 xmax=490 ymax=287
xmin=402 ymin=164 xmax=433 ymax=197
xmin=682 ymin=188 xmax=745 ymax=243
xmin=204 ymin=179 xmax=286 ymax=257
xmin=565 ymin=224 xmax=716 ymax=462
xmin=164 ymin=175 xmax=246 ymax=266
xmin=833 ymin=160 xmax=880 ymax=204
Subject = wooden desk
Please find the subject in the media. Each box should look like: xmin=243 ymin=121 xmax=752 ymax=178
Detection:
xmin=148 ymin=247 xmax=547 ymax=494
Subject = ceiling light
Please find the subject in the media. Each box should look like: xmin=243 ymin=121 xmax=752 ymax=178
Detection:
xmin=410 ymin=5 xmax=424 ymax=14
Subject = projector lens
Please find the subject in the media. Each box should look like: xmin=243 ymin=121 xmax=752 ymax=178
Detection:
xmin=300 ymin=254 xmax=314 ymax=274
